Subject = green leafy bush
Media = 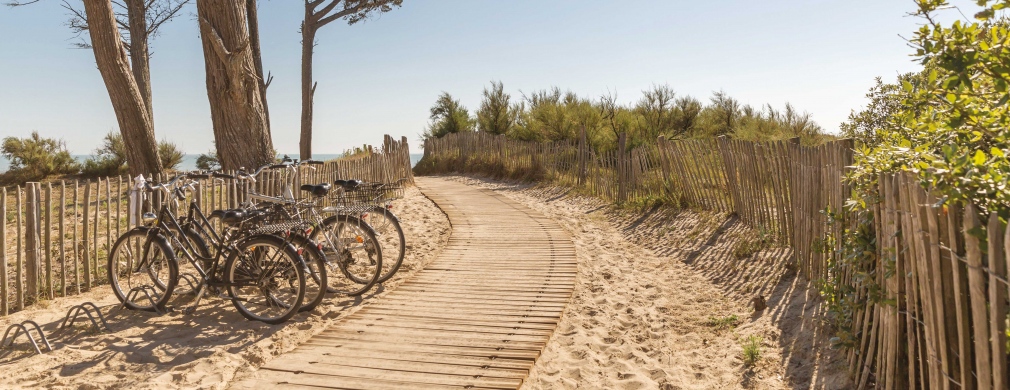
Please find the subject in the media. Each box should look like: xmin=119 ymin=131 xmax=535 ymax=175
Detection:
xmin=82 ymin=132 xmax=182 ymax=176
xmin=196 ymin=150 xmax=220 ymax=171
xmin=422 ymin=92 xmax=475 ymax=140
xmin=476 ymin=81 xmax=521 ymax=136
xmin=0 ymin=131 xmax=79 ymax=184
xmin=81 ymin=132 xmax=128 ymax=177
xmin=741 ymin=335 xmax=763 ymax=366
xmin=158 ymin=140 xmax=184 ymax=170
xmin=423 ymin=84 xmax=830 ymax=150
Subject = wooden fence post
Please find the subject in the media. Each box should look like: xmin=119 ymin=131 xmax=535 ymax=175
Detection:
xmin=83 ymin=183 xmax=91 ymax=289
xmin=578 ymin=126 xmax=587 ymax=187
xmin=25 ymin=183 xmax=41 ymax=305
xmin=0 ymin=187 xmax=7 ymax=315
xmin=618 ymin=132 xmax=627 ymax=203
xmin=59 ymin=181 xmax=66 ymax=298
xmin=45 ymin=183 xmax=53 ymax=299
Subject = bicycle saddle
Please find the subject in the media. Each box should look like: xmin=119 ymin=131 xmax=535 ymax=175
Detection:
xmin=299 ymin=183 xmax=331 ymax=197
xmin=333 ymin=179 xmax=362 ymax=189
xmin=210 ymin=209 xmax=244 ymax=224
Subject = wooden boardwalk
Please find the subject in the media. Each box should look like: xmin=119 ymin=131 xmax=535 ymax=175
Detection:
xmin=232 ymin=177 xmax=577 ymax=389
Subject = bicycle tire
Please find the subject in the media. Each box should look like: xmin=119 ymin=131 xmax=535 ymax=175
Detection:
xmin=224 ymin=235 xmax=305 ymax=324
xmin=312 ymin=214 xmax=382 ymax=296
xmin=363 ymin=206 xmax=405 ymax=283
xmin=107 ymin=227 xmax=179 ymax=312
xmin=283 ymin=233 xmax=328 ymax=313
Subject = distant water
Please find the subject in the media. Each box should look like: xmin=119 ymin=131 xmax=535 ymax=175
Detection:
xmin=1 ymin=153 xmax=425 ymax=173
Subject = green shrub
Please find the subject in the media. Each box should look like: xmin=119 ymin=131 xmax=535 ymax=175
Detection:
xmin=707 ymin=314 xmax=740 ymax=331
xmin=476 ymin=80 xmax=520 ymax=136
xmin=422 ymin=92 xmax=475 ymax=140
xmin=0 ymin=131 xmax=79 ymax=184
xmin=741 ymin=335 xmax=763 ymax=366
xmin=81 ymin=132 xmax=127 ymax=177
xmin=81 ymin=132 xmax=183 ymax=175
xmin=196 ymin=150 xmax=220 ymax=171
xmin=423 ymin=85 xmax=829 ymax=151
xmin=158 ymin=140 xmax=184 ymax=170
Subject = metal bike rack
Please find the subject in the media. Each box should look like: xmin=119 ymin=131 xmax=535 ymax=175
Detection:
xmin=124 ymin=286 xmax=165 ymax=314
xmin=1 ymin=320 xmax=53 ymax=355
xmin=178 ymin=273 xmax=200 ymax=294
xmin=60 ymin=302 xmax=111 ymax=334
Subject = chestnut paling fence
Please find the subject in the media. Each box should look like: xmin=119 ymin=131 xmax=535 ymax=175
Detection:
xmin=418 ymin=131 xmax=1009 ymax=389
xmin=0 ymin=135 xmax=412 ymax=316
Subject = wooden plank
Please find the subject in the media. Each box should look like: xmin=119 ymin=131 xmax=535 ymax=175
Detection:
xmin=338 ymin=318 xmax=553 ymax=337
xmin=264 ymin=357 xmax=524 ymax=388
xmin=24 ymin=183 xmax=38 ymax=304
xmin=304 ymin=337 xmax=540 ymax=361
xmin=15 ymin=186 xmax=23 ymax=310
xmin=1 ymin=187 xmax=6 ymax=315
xmin=59 ymin=181 xmax=66 ymax=298
xmin=83 ymin=182 xmax=91 ymax=289
xmin=988 ymin=212 xmax=1007 ymax=390
xmin=236 ymin=369 xmax=509 ymax=390
xmin=44 ymin=183 xmax=52 ymax=299
xmin=964 ymin=204 xmax=992 ymax=390
xmin=284 ymin=345 xmax=531 ymax=371
xmin=320 ymin=328 xmax=548 ymax=346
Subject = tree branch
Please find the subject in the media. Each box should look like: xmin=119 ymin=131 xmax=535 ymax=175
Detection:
xmin=146 ymin=0 xmax=189 ymax=35
xmin=317 ymin=4 xmax=364 ymax=27
xmin=198 ymin=16 xmax=232 ymax=64
xmin=4 ymin=0 xmax=41 ymax=6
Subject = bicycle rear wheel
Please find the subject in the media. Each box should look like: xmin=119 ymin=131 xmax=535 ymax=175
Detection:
xmin=313 ymin=214 xmax=382 ymax=296
xmin=108 ymin=228 xmax=178 ymax=312
xmin=225 ymin=235 xmax=305 ymax=324
xmin=284 ymin=233 xmax=328 ymax=313
xmin=362 ymin=206 xmax=405 ymax=283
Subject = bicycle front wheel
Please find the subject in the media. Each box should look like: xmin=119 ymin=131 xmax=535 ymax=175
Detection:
xmin=108 ymin=228 xmax=178 ymax=312
xmin=225 ymin=235 xmax=305 ymax=324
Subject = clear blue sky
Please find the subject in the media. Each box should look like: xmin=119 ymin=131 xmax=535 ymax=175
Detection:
xmin=0 ymin=1 xmax=975 ymax=154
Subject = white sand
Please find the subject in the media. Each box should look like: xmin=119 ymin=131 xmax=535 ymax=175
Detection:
xmin=443 ymin=176 xmax=852 ymax=390
xmin=0 ymin=186 xmax=450 ymax=389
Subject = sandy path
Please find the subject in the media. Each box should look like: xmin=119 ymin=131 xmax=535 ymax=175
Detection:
xmin=443 ymin=176 xmax=850 ymax=390
xmin=0 ymin=186 xmax=450 ymax=390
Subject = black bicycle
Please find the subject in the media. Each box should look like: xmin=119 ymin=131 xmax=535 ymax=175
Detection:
xmin=107 ymin=173 xmax=307 ymax=324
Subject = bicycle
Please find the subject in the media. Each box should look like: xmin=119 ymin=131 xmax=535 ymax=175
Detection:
xmin=219 ymin=160 xmax=384 ymax=297
xmin=327 ymin=178 xmax=408 ymax=283
xmin=107 ymin=172 xmax=307 ymax=324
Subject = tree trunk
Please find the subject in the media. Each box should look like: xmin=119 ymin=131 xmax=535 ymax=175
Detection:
xmin=246 ymin=0 xmax=270 ymax=135
xmin=83 ymin=0 xmax=163 ymax=176
xmin=126 ymin=0 xmax=153 ymax=121
xmin=300 ymin=10 xmax=317 ymax=161
xmin=196 ymin=0 xmax=274 ymax=171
